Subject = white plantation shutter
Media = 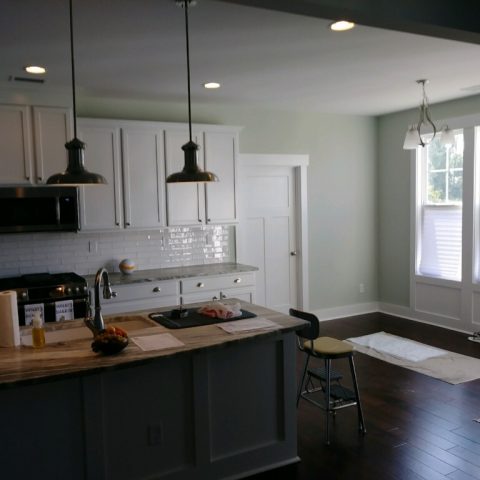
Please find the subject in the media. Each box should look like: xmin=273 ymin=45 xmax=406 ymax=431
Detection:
xmin=419 ymin=205 xmax=462 ymax=281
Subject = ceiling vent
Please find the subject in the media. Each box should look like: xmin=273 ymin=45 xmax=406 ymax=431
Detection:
xmin=8 ymin=75 xmax=45 ymax=84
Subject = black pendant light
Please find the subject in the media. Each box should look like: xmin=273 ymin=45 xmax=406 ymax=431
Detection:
xmin=46 ymin=0 xmax=106 ymax=185
xmin=166 ymin=0 xmax=218 ymax=183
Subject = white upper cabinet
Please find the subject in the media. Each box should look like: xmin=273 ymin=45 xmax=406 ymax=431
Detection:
xmin=0 ymin=104 xmax=72 ymax=185
xmin=204 ymin=131 xmax=238 ymax=224
xmin=0 ymin=105 xmax=33 ymax=184
xmin=121 ymin=126 xmax=166 ymax=229
xmin=165 ymin=127 xmax=239 ymax=226
xmin=77 ymin=120 xmax=123 ymax=231
xmin=78 ymin=118 xmax=167 ymax=231
xmin=0 ymin=108 xmax=240 ymax=231
xmin=32 ymin=107 xmax=72 ymax=184
xmin=165 ymin=128 xmax=205 ymax=226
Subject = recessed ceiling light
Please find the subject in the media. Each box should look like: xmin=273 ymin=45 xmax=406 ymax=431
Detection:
xmin=24 ymin=65 xmax=47 ymax=74
xmin=329 ymin=20 xmax=355 ymax=32
xmin=203 ymin=82 xmax=221 ymax=89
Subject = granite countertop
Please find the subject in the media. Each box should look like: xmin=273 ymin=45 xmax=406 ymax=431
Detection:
xmin=0 ymin=301 xmax=304 ymax=388
xmin=84 ymin=262 xmax=258 ymax=287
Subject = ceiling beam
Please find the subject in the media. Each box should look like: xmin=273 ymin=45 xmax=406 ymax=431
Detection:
xmin=218 ymin=0 xmax=480 ymax=45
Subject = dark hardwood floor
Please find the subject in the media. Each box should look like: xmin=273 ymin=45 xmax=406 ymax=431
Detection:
xmin=252 ymin=312 xmax=480 ymax=480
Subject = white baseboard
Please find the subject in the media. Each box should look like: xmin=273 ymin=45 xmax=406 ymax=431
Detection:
xmin=311 ymin=301 xmax=472 ymax=334
xmin=378 ymin=302 xmax=414 ymax=320
xmin=379 ymin=302 xmax=471 ymax=334
xmin=312 ymin=302 xmax=379 ymax=321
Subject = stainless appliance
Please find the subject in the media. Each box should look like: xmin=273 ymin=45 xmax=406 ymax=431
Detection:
xmin=0 ymin=272 xmax=88 ymax=326
xmin=0 ymin=186 xmax=80 ymax=233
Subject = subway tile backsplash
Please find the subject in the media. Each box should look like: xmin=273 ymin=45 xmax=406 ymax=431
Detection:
xmin=0 ymin=226 xmax=235 ymax=278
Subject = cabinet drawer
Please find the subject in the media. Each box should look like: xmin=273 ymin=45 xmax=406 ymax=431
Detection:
xmin=181 ymin=273 xmax=255 ymax=294
xmin=97 ymin=280 xmax=179 ymax=304
xmin=182 ymin=287 xmax=254 ymax=305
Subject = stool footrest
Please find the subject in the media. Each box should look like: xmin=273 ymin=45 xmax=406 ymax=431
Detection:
xmin=330 ymin=385 xmax=356 ymax=402
xmin=307 ymin=366 xmax=343 ymax=381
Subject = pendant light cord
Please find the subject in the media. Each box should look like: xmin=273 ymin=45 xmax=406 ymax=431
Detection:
xmin=184 ymin=0 xmax=192 ymax=142
xmin=69 ymin=0 xmax=78 ymax=138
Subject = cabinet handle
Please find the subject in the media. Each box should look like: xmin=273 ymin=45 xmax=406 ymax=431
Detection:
xmin=25 ymin=175 xmax=30 ymax=180
xmin=126 ymin=222 xmax=131 ymax=226
xmin=153 ymin=287 xmax=161 ymax=293
xmin=115 ymin=222 xmax=120 ymax=226
xmin=198 ymin=219 xmax=202 ymax=223
xmin=234 ymin=278 xmax=242 ymax=284
xmin=207 ymin=218 xmax=211 ymax=223
xmin=290 ymin=251 xmax=297 ymax=256
xmin=197 ymin=282 xmax=204 ymax=288
xmin=38 ymin=176 xmax=43 ymax=181
xmin=220 ymin=292 xmax=227 ymax=299
xmin=212 ymin=296 xmax=218 ymax=301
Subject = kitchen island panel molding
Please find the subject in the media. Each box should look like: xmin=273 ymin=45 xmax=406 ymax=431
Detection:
xmin=0 ymin=303 xmax=303 ymax=479
xmin=0 ymin=377 xmax=86 ymax=479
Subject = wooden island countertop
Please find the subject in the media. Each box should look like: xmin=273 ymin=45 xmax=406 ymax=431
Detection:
xmin=1 ymin=300 xmax=306 ymax=480
xmin=0 ymin=301 xmax=306 ymax=388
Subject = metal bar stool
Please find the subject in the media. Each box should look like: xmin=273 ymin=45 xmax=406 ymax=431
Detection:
xmin=290 ymin=308 xmax=366 ymax=444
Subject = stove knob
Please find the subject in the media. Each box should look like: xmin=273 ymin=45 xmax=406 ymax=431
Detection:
xmin=66 ymin=287 xmax=72 ymax=295
xmin=75 ymin=287 xmax=80 ymax=294
xmin=20 ymin=292 xmax=28 ymax=299
xmin=82 ymin=286 xmax=88 ymax=293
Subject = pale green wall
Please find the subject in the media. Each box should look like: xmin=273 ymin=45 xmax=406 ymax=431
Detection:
xmin=79 ymin=97 xmax=378 ymax=310
xmin=378 ymin=94 xmax=480 ymax=307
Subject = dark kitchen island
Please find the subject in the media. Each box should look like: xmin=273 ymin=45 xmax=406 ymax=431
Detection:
xmin=0 ymin=301 xmax=305 ymax=480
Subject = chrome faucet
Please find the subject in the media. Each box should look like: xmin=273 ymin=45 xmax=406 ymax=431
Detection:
xmin=90 ymin=267 xmax=116 ymax=332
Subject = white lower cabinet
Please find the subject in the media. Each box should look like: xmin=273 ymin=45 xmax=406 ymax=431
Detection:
xmin=91 ymin=272 xmax=256 ymax=316
xmin=92 ymin=280 xmax=179 ymax=316
xmin=181 ymin=272 xmax=256 ymax=304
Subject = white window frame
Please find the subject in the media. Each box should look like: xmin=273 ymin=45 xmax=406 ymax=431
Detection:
xmin=416 ymin=132 xmax=463 ymax=281
xmin=410 ymin=114 xmax=478 ymax=332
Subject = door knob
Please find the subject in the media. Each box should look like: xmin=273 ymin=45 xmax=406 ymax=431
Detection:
xmin=290 ymin=251 xmax=297 ymax=256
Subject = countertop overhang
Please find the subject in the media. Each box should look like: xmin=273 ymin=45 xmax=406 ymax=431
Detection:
xmin=84 ymin=262 xmax=259 ymax=287
xmin=0 ymin=301 xmax=305 ymax=389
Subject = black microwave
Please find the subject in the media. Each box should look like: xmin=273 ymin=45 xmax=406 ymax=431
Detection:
xmin=0 ymin=186 xmax=80 ymax=233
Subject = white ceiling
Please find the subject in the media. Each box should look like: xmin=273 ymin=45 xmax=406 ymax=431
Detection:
xmin=2 ymin=0 xmax=480 ymax=116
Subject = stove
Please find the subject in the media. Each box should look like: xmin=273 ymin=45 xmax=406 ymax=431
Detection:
xmin=0 ymin=272 xmax=89 ymax=326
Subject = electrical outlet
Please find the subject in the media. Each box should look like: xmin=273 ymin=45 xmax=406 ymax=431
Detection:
xmin=359 ymin=283 xmax=365 ymax=294
xmin=147 ymin=423 xmax=163 ymax=446
xmin=88 ymin=240 xmax=98 ymax=253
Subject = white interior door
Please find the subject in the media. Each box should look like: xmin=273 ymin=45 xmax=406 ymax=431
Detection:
xmin=239 ymin=165 xmax=298 ymax=313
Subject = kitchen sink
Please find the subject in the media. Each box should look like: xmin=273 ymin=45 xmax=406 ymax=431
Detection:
xmin=21 ymin=315 xmax=157 ymax=346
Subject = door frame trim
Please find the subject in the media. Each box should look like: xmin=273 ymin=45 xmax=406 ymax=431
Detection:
xmin=238 ymin=154 xmax=310 ymax=310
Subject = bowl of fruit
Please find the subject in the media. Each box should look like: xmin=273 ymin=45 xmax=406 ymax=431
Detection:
xmin=91 ymin=325 xmax=129 ymax=355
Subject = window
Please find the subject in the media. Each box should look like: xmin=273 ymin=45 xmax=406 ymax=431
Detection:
xmin=417 ymin=131 xmax=464 ymax=281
